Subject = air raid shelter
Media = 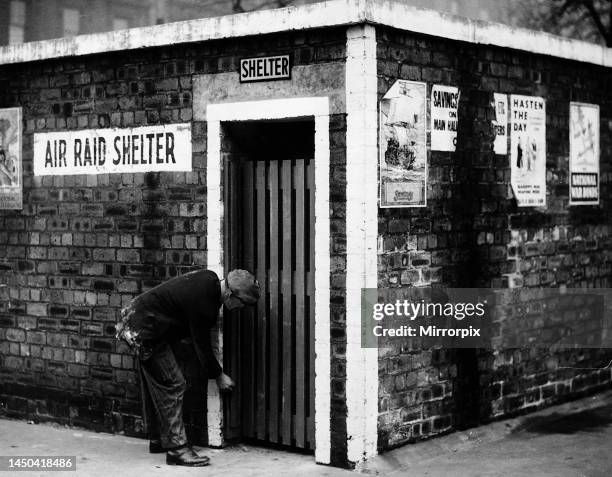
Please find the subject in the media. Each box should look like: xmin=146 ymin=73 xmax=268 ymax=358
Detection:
xmin=0 ymin=0 xmax=611 ymax=468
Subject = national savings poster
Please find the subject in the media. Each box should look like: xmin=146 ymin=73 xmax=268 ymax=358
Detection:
xmin=569 ymin=102 xmax=599 ymax=205
xmin=0 ymin=108 xmax=22 ymax=210
xmin=510 ymin=95 xmax=546 ymax=207
xmin=379 ymin=80 xmax=427 ymax=208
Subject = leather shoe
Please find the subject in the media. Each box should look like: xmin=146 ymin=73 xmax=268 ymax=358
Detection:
xmin=150 ymin=439 xmax=208 ymax=455
xmin=166 ymin=446 xmax=210 ymax=467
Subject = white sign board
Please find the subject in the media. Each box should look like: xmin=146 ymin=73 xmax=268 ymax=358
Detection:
xmin=569 ymin=102 xmax=599 ymax=205
xmin=510 ymin=95 xmax=546 ymax=207
xmin=431 ymin=85 xmax=460 ymax=151
xmin=239 ymin=55 xmax=291 ymax=83
xmin=34 ymin=123 xmax=192 ymax=176
xmin=493 ymin=93 xmax=508 ymax=155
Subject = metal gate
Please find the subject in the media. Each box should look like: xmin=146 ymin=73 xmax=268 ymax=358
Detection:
xmin=223 ymin=154 xmax=315 ymax=450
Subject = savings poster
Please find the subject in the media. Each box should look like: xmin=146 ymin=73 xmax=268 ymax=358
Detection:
xmin=569 ymin=102 xmax=599 ymax=205
xmin=0 ymin=108 xmax=22 ymax=210
xmin=510 ymin=95 xmax=546 ymax=207
xmin=431 ymin=84 xmax=460 ymax=152
xmin=379 ymin=80 xmax=427 ymax=208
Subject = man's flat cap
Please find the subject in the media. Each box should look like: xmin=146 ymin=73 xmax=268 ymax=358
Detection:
xmin=227 ymin=269 xmax=260 ymax=305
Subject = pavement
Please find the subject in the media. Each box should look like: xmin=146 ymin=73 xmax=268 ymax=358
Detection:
xmin=1 ymin=390 xmax=611 ymax=477
xmin=360 ymin=389 xmax=612 ymax=477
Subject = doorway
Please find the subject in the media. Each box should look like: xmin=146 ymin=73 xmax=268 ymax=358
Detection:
xmin=222 ymin=120 xmax=316 ymax=450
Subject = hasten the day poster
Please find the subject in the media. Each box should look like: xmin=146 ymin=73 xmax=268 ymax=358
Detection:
xmin=510 ymin=94 xmax=546 ymax=207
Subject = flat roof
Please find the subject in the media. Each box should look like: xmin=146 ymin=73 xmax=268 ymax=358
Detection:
xmin=0 ymin=0 xmax=610 ymax=67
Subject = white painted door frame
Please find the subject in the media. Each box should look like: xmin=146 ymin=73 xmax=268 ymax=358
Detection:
xmin=206 ymin=97 xmax=332 ymax=464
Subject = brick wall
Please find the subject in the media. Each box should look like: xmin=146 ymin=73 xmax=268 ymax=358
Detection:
xmin=376 ymin=26 xmax=612 ymax=450
xmin=328 ymin=111 xmax=348 ymax=466
xmin=0 ymin=27 xmax=348 ymax=449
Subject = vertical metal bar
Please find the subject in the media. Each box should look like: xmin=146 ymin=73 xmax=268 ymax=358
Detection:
xmin=224 ymin=156 xmax=242 ymax=434
xmin=255 ymin=159 xmax=268 ymax=440
xmin=242 ymin=159 xmax=256 ymax=438
xmin=293 ymin=159 xmax=306 ymax=448
xmin=231 ymin=158 xmax=242 ymax=432
xmin=268 ymin=160 xmax=280 ymax=444
xmin=281 ymin=159 xmax=293 ymax=445
xmin=306 ymin=158 xmax=316 ymax=449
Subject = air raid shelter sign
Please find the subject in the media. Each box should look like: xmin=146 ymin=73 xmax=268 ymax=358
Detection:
xmin=33 ymin=123 xmax=192 ymax=176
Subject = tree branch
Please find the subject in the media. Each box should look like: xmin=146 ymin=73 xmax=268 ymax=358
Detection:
xmin=608 ymin=0 xmax=612 ymax=46
xmin=581 ymin=0 xmax=609 ymax=40
xmin=558 ymin=0 xmax=579 ymax=15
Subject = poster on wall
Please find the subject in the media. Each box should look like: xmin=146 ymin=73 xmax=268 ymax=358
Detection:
xmin=510 ymin=95 xmax=546 ymax=207
xmin=569 ymin=102 xmax=599 ymax=205
xmin=493 ymin=93 xmax=508 ymax=155
xmin=431 ymin=84 xmax=460 ymax=152
xmin=33 ymin=123 xmax=192 ymax=176
xmin=0 ymin=107 xmax=22 ymax=210
xmin=379 ymin=80 xmax=427 ymax=208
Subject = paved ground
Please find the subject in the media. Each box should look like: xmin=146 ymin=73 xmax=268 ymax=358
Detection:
xmin=0 ymin=421 xmax=350 ymax=477
xmin=1 ymin=390 xmax=611 ymax=476
xmin=361 ymin=390 xmax=612 ymax=477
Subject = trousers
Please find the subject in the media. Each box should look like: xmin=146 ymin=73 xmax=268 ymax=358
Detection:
xmin=137 ymin=342 xmax=188 ymax=449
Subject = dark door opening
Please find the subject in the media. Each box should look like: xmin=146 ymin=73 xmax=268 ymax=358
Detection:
xmin=222 ymin=119 xmax=316 ymax=451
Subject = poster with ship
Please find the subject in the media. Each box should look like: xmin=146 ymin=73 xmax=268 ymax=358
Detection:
xmin=379 ymin=80 xmax=427 ymax=208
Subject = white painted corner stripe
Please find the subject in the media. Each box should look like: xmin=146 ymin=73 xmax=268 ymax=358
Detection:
xmin=345 ymin=24 xmax=378 ymax=464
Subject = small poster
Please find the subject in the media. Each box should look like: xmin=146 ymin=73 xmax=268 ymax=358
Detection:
xmin=569 ymin=102 xmax=599 ymax=205
xmin=380 ymin=80 xmax=427 ymax=208
xmin=510 ymin=95 xmax=546 ymax=207
xmin=431 ymin=85 xmax=460 ymax=151
xmin=493 ymin=93 xmax=508 ymax=155
xmin=0 ymin=107 xmax=22 ymax=210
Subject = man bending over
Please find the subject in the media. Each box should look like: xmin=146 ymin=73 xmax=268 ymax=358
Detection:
xmin=116 ymin=269 xmax=260 ymax=466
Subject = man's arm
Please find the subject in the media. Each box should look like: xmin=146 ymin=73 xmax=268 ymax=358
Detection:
xmin=189 ymin=318 xmax=223 ymax=379
xmin=189 ymin=322 xmax=235 ymax=392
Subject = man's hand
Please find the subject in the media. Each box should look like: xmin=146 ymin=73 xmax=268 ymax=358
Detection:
xmin=216 ymin=372 xmax=235 ymax=393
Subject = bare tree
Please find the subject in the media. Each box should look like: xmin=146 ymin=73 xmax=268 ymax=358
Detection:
xmin=520 ymin=0 xmax=612 ymax=45
xmin=233 ymin=0 xmax=294 ymax=13
xmin=233 ymin=0 xmax=245 ymax=13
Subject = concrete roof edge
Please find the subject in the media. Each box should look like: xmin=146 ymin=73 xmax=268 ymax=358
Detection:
xmin=0 ymin=0 xmax=362 ymax=66
xmin=0 ymin=0 xmax=610 ymax=67
xmin=365 ymin=0 xmax=610 ymax=67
